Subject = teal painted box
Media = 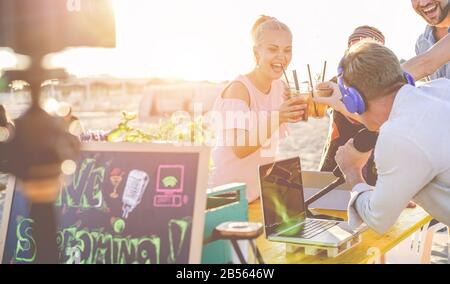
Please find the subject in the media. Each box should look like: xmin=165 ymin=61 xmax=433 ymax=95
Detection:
xmin=201 ymin=183 xmax=248 ymax=264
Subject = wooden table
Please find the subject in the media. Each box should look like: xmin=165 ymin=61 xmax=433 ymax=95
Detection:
xmin=248 ymin=200 xmax=432 ymax=264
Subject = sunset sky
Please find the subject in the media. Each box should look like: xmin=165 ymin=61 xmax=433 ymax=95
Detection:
xmin=0 ymin=0 xmax=426 ymax=82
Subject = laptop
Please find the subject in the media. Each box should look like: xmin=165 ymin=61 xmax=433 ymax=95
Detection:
xmin=259 ymin=157 xmax=362 ymax=248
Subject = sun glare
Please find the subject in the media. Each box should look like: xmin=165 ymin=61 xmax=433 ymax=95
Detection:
xmin=0 ymin=49 xmax=18 ymax=70
xmin=3 ymin=0 xmax=424 ymax=83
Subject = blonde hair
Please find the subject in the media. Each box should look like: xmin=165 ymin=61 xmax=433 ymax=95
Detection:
xmin=251 ymin=15 xmax=292 ymax=47
xmin=342 ymin=40 xmax=405 ymax=101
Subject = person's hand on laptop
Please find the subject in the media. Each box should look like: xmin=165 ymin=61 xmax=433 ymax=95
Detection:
xmin=335 ymin=138 xmax=372 ymax=188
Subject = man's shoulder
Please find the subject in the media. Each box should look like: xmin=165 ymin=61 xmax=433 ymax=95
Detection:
xmin=377 ymin=122 xmax=427 ymax=161
xmin=378 ymin=120 xmax=404 ymax=142
xmin=379 ymin=88 xmax=421 ymax=140
xmin=415 ymin=25 xmax=435 ymax=55
xmin=425 ymin=78 xmax=450 ymax=87
xmin=418 ymin=79 xmax=450 ymax=96
xmin=380 ymin=81 xmax=450 ymax=150
xmin=417 ymin=25 xmax=434 ymax=40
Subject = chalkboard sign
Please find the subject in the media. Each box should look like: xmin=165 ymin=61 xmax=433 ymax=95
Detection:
xmin=0 ymin=143 xmax=210 ymax=264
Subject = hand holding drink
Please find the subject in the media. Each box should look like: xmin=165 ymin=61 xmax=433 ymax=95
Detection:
xmin=305 ymin=63 xmax=333 ymax=118
xmin=313 ymin=81 xmax=365 ymax=124
xmin=282 ymin=63 xmax=332 ymax=120
xmin=289 ymin=81 xmax=332 ymax=119
xmin=278 ymin=96 xmax=308 ymax=124
xmin=302 ymin=87 xmax=333 ymax=118
xmin=313 ymin=81 xmax=347 ymax=114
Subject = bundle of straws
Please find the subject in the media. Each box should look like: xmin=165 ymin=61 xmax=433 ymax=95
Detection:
xmin=282 ymin=61 xmax=327 ymax=117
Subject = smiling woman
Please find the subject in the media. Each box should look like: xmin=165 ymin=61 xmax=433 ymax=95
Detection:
xmin=208 ymin=16 xmax=309 ymax=203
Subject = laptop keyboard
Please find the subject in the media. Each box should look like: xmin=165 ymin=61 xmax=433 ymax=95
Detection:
xmin=280 ymin=219 xmax=339 ymax=239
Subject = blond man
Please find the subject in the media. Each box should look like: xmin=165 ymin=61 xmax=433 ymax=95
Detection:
xmin=316 ymin=41 xmax=450 ymax=234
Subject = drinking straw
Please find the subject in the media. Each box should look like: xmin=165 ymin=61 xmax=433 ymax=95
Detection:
xmin=292 ymin=70 xmax=300 ymax=90
xmin=282 ymin=65 xmax=290 ymax=87
xmin=322 ymin=61 xmax=327 ymax=82
xmin=307 ymin=64 xmax=319 ymax=116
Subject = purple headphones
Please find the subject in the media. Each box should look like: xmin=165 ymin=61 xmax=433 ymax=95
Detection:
xmin=337 ymin=62 xmax=416 ymax=115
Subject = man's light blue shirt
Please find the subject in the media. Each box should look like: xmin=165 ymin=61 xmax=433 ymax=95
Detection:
xmin=415 ymin=26 xmax=450 ymax=79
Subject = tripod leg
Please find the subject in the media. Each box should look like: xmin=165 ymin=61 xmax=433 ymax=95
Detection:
xmin=230 ymin=240 xmax=247 ymax=264
xmin=249 ymin=239 xmax=264 ymax=264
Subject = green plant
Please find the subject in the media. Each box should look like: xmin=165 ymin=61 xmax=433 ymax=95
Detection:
xmin=107 ymin=111 xmax=215 ymax=144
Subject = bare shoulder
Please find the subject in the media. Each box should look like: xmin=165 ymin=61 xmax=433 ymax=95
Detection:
xmin=221 ymin=81 xmax=250 ymax=106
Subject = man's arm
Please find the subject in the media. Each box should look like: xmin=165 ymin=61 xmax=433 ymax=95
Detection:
xmin=348 ymin=132 xmax=435 ymax=234
xmin=403 ymin=34 xmax=450 ymax=81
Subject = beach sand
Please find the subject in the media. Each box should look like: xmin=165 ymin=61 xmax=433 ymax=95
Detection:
xmin=277 ymin=117 xmax=330 ymax=170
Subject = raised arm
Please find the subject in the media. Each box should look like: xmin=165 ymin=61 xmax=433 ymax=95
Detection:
xmin=403 ymin=34 xmax=450 ymax=81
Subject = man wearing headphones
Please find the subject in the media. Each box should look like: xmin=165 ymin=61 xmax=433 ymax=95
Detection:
xmin=319 ymin=26 xmax=385 ymax=187
xmin=315 ymin=41 xmax=450 ymax=234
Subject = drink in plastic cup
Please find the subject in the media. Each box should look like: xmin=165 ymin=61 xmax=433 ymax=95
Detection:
xmin=298 ymin=84 xmax=332 ymax=119
xmin=288 ymin=86 xmax=310 ymax=122
xmin=309 ymin=88 xmax=332 ymax=118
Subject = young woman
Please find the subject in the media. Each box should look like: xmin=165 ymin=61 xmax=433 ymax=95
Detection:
xmin=209 ymin=16 xmax=307 ymax=203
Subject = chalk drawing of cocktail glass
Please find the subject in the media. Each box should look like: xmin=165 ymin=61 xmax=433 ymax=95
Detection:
xmin=122 ymin=170 xmax=149 ymax=219
xmin=110 ymin=168 xmax=124 ymax=199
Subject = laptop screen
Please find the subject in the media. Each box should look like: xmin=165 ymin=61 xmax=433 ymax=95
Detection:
xmin=259 ymin=157 xmax=305 ymax=237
